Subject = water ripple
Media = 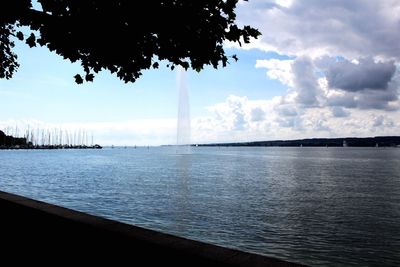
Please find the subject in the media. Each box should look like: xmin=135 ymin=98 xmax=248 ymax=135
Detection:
xmin=0 ymin=147 xmax=399 ymax=266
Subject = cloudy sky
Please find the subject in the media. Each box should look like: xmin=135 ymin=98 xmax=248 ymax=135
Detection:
xmin=1 ymin=0 xmax=400 ymax=146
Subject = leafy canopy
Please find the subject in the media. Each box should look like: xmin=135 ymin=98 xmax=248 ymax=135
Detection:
xmin=0 ymin=0 xmax=260 ymax=83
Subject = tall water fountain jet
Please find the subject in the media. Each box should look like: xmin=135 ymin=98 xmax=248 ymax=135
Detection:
xmin=176 ymin=67 xmax=191 ymax=154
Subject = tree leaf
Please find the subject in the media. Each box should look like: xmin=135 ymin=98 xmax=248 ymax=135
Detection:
xmin=74 ymin=74 xmax=83 ymax=84
xmin=26 ymin=33 xmax=36 ymax=48
xmin=16 ymin=31 xmax=24 ymax=41
xmin=85 ymin=73 xmax=94 ymax=82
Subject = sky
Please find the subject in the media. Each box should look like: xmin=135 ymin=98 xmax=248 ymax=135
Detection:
xmin=1 ymin=0 xmax=400 ymax=146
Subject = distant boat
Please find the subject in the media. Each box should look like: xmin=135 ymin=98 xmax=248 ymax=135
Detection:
xmin=343 ymin=140 xmax=348 ymax=147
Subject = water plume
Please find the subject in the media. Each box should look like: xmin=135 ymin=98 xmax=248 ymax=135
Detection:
xmin=176 ymin=67 xmax=191 ymax=154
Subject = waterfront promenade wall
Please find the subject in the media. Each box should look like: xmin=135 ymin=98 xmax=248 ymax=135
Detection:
xmin=0 ymin=190 xmax=304 ymax=266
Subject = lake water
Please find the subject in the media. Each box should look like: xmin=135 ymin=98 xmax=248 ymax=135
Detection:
xmin=0 ymin=147 xmax=399 ymax=266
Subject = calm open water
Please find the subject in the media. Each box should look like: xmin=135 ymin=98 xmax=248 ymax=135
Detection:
xmin=0 ymin=147 xmax=399 ymax=266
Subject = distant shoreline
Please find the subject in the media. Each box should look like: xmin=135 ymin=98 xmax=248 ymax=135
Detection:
xmin=0 ymin=144 xmax=102 ymax=150
xmin=1 ymin=129 xmax=102 ymax=150
xmin=195 ymin=136 xmax=400 ymax=147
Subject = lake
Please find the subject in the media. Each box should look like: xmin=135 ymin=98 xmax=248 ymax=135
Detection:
xmin=0 ymin=147 xmax=399 ymax=266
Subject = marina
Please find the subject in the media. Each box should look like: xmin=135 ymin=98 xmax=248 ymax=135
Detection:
xmin=0 ymin=128 xmax=102 ymax=150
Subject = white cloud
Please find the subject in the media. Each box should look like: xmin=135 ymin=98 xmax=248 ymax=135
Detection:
xmin=237 ymin=0 xmax=400 ymax=60
xmin=291 ymin=57 xmax=320 ymax=106
xmin=250 ymin=107 xmax=265 ymax=122
xmin=254 ymin=55 xmax=400 ymax=112
xmin=200 ymin=95 xmax=400 ymax=143
xmin=3 ymin=94 xmax=400 ymax=145
xmin=275 ymin=103 xmax=298 ymax=117
xmin=207 ymin=95 xmax=251 ymax=131
xmin=255 ymin=58 xmax=294 ymax=87
xmin=331 ymin=106 xmax=350 ymax=118
xmin=235 ymin=0 xmax=400 ymax=122
xmin=276 ymin=0 xmax=293 ymax=8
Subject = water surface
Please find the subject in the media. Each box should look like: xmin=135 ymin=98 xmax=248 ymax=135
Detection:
xmin=0 ymin=147 xmax=399 ymax=266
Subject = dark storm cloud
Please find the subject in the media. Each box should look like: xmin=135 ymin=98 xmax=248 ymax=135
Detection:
xmin=327 ymin=58 xmax=396 ymax=92
xmin=356 ymin=88 xmax=398 ymax=110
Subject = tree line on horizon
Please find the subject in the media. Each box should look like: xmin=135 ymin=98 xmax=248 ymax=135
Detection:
xmin=0 ymin=130 xmax=26 ymax=147
xmin=197 ymin=136 xmax=400 ymax=147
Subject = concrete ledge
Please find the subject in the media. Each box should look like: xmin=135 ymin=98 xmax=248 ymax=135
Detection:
xmin=0 ymin=191 xmax=306 ymax=266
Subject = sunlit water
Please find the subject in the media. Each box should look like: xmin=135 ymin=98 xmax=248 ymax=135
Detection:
xmin=0 ymin=147 xmax=399 ymax=266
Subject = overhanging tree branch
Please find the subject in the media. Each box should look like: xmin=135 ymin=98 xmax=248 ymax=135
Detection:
xmin=1 ymin=0 xmax=261 ymax=84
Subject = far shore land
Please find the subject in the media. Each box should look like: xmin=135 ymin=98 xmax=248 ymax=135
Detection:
xmin=194 ymin=136 xmax=400 ymax=147
xmin=2 ymin=127 xmax=400 ymax=149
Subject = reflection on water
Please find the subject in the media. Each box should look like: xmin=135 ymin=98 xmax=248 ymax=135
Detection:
xmin=174 ymin=154 xmax=191 ymax=233
xmin=0 ymin=147 xmax=399 ymax=266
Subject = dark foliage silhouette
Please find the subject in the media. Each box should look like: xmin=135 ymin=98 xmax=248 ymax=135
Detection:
xmin=0 ymin=0 xmax=260 ymax=83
